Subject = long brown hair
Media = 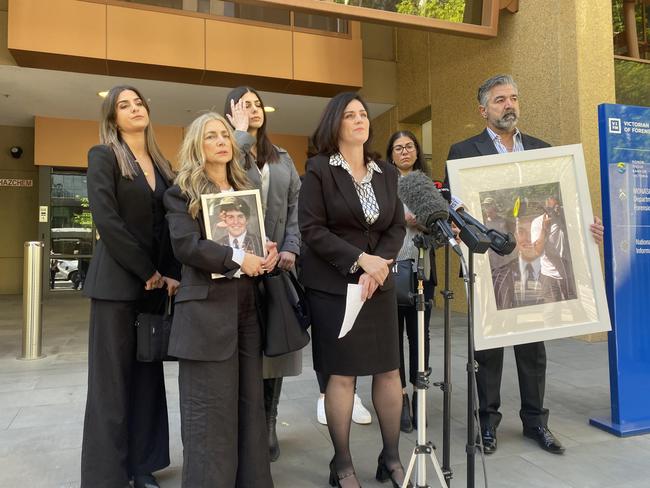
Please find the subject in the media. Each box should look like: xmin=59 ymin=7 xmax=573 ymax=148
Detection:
xmin=310 ymin=91 xmax=378 ymax=162
xmin=176 ymin=113 xmax=251 ymax=218
xmin=224 ymin=86 xmax=279 ymax=168
xmin=99 ymin=85 xmax=174 ymax=182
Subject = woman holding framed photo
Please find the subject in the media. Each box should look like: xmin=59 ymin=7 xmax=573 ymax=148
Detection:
xmin=164 ymin=112 xmax=278 ymax=487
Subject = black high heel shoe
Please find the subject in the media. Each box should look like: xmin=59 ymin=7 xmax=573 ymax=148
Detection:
xmin=329 ymin=458 xmax=362 ymax=487
xmin=376 ymin=455 xmax=412 ymax=488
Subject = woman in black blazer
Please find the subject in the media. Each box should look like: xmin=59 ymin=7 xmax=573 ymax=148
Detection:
xmin=164 ymin=112 xmax=278 ymax=488
xmin=299 ymin=92 xmax=410 ymax=488
xmin=81 ymin=85 xmax=180 ymax=488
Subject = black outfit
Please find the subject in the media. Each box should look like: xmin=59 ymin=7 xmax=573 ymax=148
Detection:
xmin=81 ymin=145 xmax=180 ymax=488
xmin=446 ymin=128 xmax=551 ymax=430
xmin=300 ymin=154 xmax=406 ymax=482
xmin=398 ymin=276 xmax=435 ymax=387
xmin=164 ymin=185 xmax=273 ymax=488
xmin=298 ymin=155 xmax=406 ymax=376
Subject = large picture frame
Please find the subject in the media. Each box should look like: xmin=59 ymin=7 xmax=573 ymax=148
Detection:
xmin=201 ymin=189 xmax=266 ymax=279
xmin=446 ymin=144 xmax=611 ymax=350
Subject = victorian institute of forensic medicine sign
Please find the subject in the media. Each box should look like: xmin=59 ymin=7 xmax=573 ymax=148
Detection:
xmin=591 ymin=103 xmax=650 ymax=436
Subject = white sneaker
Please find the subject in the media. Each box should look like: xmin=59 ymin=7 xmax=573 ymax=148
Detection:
xmin=317 ymin=396 xmax=327 ymax=425
xmin=352 ymin=394 xmax=372 ymax=425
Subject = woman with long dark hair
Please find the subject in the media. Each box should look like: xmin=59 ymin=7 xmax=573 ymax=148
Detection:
xmin=164 ymin=112 xmax=278 ymax=487
xmin=224 ymin=86 xmax=302 ymax=462
xmin=81 ymin=85 xmax=180 ymax=488
xmin=385 ymin=130 xmax=436 ymax=433
xmin=299 ymin=92 xmax=411 ymax=488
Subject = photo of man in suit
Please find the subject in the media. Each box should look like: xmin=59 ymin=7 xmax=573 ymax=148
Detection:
xmin=214 ymin=196 xmax=264 ymax=257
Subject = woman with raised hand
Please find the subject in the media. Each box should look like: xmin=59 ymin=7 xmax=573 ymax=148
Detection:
xmin=224 ymin=86 xmax=302 ymax=462
xmin=386 ymin=130 xmax=437 ymax=433
xmin=299 ymin=92 xmax=411 ymax=488
xmin=164 ymin=112 xmax=278 ymax=487
xmin=81 ymin=85 xmax=180 ymax=488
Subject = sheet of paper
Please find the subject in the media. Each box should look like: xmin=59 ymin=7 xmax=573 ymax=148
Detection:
xmin=338 ymin=284 xmax=365 ymax=339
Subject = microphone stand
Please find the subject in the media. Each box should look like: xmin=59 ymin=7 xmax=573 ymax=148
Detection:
xmin=435 ymin=244 xmax=453 ymax=485
xmin=403 ymin=234 xmax=448 ymax=488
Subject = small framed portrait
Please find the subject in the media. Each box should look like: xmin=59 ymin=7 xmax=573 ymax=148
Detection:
xmin=201 ymin=189 xmax=266 ymax=278
xmin=447 ymin=144 xmax=611 ymax=350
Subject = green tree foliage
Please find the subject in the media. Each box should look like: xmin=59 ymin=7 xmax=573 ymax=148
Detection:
xmin=396 ymin=0 xmax=466 ymax=21
xmin=331 ymin=0 xmax=467 ymax=21
xmin=71 ymin=197 xmax=93 ymax=229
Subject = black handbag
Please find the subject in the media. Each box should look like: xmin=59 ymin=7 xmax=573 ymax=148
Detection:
xmin=258 ymin=269 xmax=311 ymax=357
xmin=135 ymin=296 xmax=176 ymax=362
xmin=393 ymin=259 xmax=415 ymax=306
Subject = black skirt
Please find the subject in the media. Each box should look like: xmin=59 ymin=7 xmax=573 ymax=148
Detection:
xmin=308 ymin=287 xmax=400 ymax=376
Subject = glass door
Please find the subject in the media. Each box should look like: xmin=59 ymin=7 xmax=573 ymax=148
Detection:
xmin=48 ymin=171 xmax=95 ymax=291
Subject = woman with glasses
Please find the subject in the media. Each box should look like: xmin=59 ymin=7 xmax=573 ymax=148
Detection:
xmin=386 ymin=130 xmax=437 ymax=433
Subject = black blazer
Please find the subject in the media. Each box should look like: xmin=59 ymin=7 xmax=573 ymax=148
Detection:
xmin=83 ymin=144 xmax=179 ymax=301
xmin=447 ymin=128 xmax=550 ymax=160
xmin=443 ymin=128 xmax=550 ymax=187
xmin=298 ymin=154 xmax=406 ymax=295
xmin=164 ymin=184 xmax=245 ymax=362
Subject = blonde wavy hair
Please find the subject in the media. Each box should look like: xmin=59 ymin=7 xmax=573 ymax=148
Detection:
xmin=176 ymin=112 xmax=251 ymax=218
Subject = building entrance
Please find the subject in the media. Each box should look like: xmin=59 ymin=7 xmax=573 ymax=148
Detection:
xmin=48 ymin=170 xmax=94 ymax=292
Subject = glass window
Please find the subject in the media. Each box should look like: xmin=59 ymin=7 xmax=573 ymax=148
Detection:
xmin=612 ymin=0 xmax=650 ymax=60
xmin=294 ymin=12 xmax=349 ymax=33
xmin=50 ymin=171 xmax=94 ymax=291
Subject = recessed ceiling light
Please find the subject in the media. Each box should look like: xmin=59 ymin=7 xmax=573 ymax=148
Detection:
xmin=264 ymin=106 xmax=276 ymax=113
xmin=97 ymin=91 xmax=109 ymax=98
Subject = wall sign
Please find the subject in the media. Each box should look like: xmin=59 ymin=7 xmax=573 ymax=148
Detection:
xmin=0 ymin=178 xmax=33 ymax=187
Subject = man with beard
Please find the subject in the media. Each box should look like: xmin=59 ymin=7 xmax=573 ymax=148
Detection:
xmin=446 ymin=75 xmax=568 ymax=455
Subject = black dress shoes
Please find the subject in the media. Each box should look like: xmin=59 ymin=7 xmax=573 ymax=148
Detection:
xmin=133 ymin=474 xmax=160 ymax=488
xmin=477 ymin=426 xmax=497 ymax=454
xmin=523 ymin=426 xmax=565 ymax=454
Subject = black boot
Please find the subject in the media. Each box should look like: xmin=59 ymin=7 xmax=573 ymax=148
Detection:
xmin=411 ymin=390 xmax=427 ymax=430
xmin=400 ymin=393 xmax=413 ymax=433
xmin=264 ymin=377 xmax=283 ymax=462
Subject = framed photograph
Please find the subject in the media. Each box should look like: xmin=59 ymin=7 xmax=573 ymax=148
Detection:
xmin=447 ymin=144 xmax=611 ymax=350
xmin=201 ymin=189 xmax=266 ymax=279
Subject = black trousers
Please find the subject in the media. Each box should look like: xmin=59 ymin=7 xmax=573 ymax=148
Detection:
xmin=475 ymin=341 xmax=549 ymax=430
xmin=178 ymin=279 xmax=273 ymax=488
xmin=397 ymin=278 xmax=434 ymax=388
xmin=81 ymin=299 xmax=169 ymax=488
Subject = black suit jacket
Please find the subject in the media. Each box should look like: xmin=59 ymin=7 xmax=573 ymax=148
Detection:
xmin=83 ymin=144 xmax=179 ymax=301
xmin=164 ymin=184 xmax=247 ymax=361
xmin=298 ymin=154 xmax=406 ymax=295
xmin=445 ymin=128 xmax=551 ymax=182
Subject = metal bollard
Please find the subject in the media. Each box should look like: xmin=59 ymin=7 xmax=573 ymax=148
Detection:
xmin=20 ymin=241 xmax=45 ymax=360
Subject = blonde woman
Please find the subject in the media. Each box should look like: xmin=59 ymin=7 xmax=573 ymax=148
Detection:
xmin=81 ymin=85 xmax=180 ymax=488
xmin=164 ymin=112 xmax=278 ymax=487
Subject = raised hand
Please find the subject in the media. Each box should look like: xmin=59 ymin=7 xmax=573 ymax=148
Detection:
xmin=226 ymin=99 xmax=249 ymax=132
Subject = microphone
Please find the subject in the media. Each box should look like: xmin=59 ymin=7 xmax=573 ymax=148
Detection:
xmin=450 ymin=196 xmax=517 ymax=256
xmin=398 ymin=171 xmax=463 ymax=256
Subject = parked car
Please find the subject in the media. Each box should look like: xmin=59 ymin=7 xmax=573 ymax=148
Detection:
xmin=54 ymin=259 xmax=82 ymax=289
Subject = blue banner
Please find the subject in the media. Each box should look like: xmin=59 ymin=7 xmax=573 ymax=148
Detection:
xmin=590 ymin=103 xmax=650 ymax=436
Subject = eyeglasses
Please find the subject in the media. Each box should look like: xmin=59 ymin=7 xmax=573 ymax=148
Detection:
xmin=392 ymin=143 xmax=415 ymax=153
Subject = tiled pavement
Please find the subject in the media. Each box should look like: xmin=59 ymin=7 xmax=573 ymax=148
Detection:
xmin=1 ymin=293 xmax=649 ymax=488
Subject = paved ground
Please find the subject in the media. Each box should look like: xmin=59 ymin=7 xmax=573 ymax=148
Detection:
xmin=1 ymin=293 xmax=649 ymax=488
